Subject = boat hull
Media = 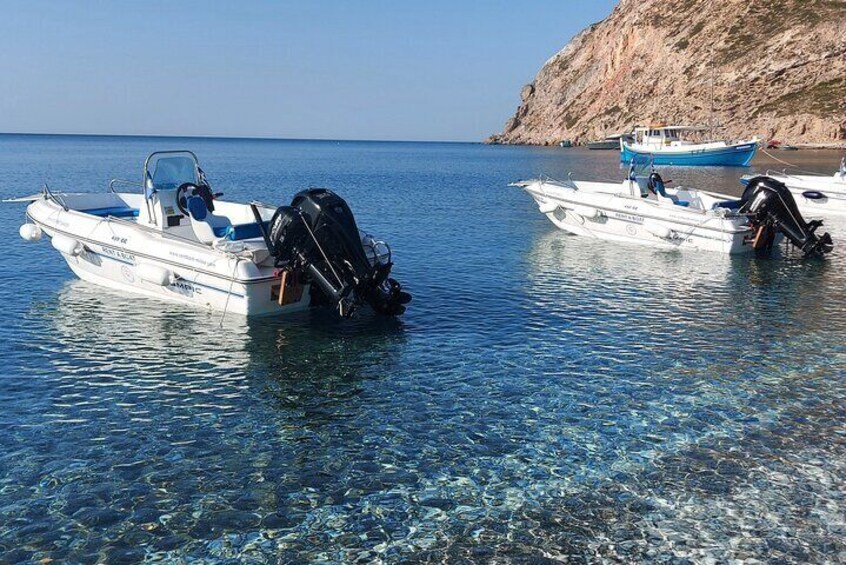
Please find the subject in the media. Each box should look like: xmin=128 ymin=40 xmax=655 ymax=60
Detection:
xmin=621 ymin=142 xmax=758 ymax=166
xmin=26 ymin=198 xmax=311 ymax=317
xmin=523 ymin=182 xmax=754 ymax=255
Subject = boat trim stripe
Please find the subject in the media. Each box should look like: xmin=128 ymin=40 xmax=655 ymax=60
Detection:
xmin=27 ymin=213 xmax=279 ymax=286
xmin=81 ymin=249 xmax=248 ymax=298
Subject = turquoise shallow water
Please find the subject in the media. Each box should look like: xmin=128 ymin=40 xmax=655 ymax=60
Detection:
xmin=1 ymin=135 xmax=845 ymax=563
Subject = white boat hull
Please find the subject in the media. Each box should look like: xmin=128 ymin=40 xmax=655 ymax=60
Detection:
xmin=741 ymin=169 xmax=846 ymax=218
xmin=521 ymin=180 xmax=755 ymax=255
xmin=778 ymin=175 xmax=846 ymax=218
xmin=27 ymin=196 xmax=310 ymax=317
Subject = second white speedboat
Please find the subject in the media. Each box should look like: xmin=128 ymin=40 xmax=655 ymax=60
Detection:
xmin=741 ymin=156 xmax=846 ymax=218
xmin=514 ymin=159 xmax=832 ymax=256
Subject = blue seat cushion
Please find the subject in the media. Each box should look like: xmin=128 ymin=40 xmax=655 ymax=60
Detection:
xmin=186 ymin=196 xmax=208 ymax=220
xmin=713 ymin=199 xmax=743 ymax=210
xmin=675 ymin=200 xmax=690 ymax=207
xmin=214 ymin=221 xmax=270 ymax=241
xmin=82 ymin=206 xmax=139 ymax=218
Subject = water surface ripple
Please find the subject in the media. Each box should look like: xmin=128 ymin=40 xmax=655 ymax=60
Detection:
xmin=1 ymin=136 xmax=845 ymax=563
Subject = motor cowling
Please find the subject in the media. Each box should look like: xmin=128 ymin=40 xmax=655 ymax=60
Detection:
xmin=267 ymin=189 xmax=411 ymax=316
xmin=268 ymin=205 xmax=311 ymax=265
xmin=739 ymin=176 xmax=833 ymax=256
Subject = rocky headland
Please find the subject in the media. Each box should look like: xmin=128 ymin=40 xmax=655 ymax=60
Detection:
xmin=488 ymin=0 xmax=846 ymax=146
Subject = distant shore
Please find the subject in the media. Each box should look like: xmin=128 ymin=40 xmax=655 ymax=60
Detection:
xmin=486 ymin=139 xmax=846 ymax=150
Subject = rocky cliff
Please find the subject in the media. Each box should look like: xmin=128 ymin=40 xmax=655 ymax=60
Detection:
xmin=488 ymin=0 xmax=846 ymax=146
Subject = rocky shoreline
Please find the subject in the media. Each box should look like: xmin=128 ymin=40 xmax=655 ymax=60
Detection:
xmin=488 ymin=0 xmax=846 ymax=147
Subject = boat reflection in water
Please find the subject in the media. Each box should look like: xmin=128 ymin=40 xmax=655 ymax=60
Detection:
xmin=523 ymin=229 xmax=843 ymax=360
xmin=44 ymin=279 xmax=407 ymax=397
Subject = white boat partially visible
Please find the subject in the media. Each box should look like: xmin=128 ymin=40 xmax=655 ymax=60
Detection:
xmin=16 ymin=151 xmax=411 ymax=318
xmin=742 ymin=157 xmax=846 ymax=218
xmin=515 ymin=177 xmax=755 ymax=255
xmin=514 ymin=158 xmax=833 ymax=256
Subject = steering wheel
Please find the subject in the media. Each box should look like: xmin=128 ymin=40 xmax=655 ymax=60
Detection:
xmin=176 ymin=183 xmax=222 ymax=216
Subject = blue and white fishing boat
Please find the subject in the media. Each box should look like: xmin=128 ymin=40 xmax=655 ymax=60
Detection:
xmin=620 ymin=125 xmax=758 ymax=166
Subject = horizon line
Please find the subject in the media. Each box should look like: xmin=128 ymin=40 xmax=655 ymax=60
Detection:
xmin=0 ymin=131 xmax=483 ymax=145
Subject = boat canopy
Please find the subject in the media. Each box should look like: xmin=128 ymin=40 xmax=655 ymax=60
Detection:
xmin=631 ymin=125 xmax=710 ymax=144
xmin=633 ymin=125 xmax=708 ymax=132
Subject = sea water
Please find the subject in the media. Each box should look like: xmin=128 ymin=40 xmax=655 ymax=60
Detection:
xmin=1 ymin=134 xmax=844 ymax=563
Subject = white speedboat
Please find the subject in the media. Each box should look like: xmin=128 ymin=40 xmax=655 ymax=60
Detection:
xmin=514 ymin=158 xmax=832 ymax=256
xmin=741 ymin=157 xmax=846 ymax=217
xmin=15 ymin=151 xmax=411 ymax=317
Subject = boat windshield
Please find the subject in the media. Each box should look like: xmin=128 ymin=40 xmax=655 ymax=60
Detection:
xmin=143 ymin=151 xmax=201 ymax=195
xmin=628 ymin=154 xmax=653 ymax=180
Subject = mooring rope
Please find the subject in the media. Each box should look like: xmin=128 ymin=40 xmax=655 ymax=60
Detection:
xmin=761 ymin=148 xmax=800 ymax=169
xmin=218 ymin=258 xmax=240 ymax=328
xmin=760 ymin=148 xmax=830 ymax=177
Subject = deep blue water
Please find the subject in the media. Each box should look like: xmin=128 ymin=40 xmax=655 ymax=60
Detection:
xmin=1 ymin=134 xmax=845 ymax=563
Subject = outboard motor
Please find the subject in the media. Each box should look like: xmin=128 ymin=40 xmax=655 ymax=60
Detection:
xmin=739 ymin=176 xmax=833 ymax=256
xmin=267 ymin=189 xmax=411 ymax=317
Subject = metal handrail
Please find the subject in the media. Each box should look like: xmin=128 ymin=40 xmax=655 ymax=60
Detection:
xmin=42 ymin=183 xmax=68 ymax=211
xmin=108 ymin=178 xmax=144 ymax=193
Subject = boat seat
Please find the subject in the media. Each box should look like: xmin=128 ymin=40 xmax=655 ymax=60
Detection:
xmin=215 ymin=221 xmax=271 ymax=241
xmin=81 ymin=206 xmax=140 ymax=218
xmin=186 ymin=196 xmax=232 ymax=244
xmin=649 ymin=173 xmax=689 ymax=207
xmin=713 ymin=199 xmax=743 ymax=210
xmin=186 ymin=196 xmax=270 ymax=242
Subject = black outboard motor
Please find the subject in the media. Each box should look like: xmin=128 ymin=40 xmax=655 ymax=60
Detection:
xmin=739 ymin=176 xmax=833 ymax=256
xmin=267 ymin=189 xmax=411 ymax=317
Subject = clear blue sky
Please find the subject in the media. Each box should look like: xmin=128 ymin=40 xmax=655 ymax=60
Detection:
xmin=0 ymin=1 xmax=617 ymax=141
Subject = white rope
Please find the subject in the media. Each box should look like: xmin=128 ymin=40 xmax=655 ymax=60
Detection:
xmin=218 ymin=258 xmax=241 ymax=327
xmin=761 ymin=148 xmax=800 ymax=169
xmin=761 ymin=148 xmax=828 ymax=176
xmin=301 ymin=215 xmax=344 ymax=287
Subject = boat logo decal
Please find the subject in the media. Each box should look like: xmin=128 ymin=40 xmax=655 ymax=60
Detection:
xmin=100 ymin=246 xmax=136 ymax=264
xmin=170 ymin=281 xmax=203 ymax=296
xmin=614 ymin=212 xmax=644 ymax=224
xmin=121 ymin=265 xmax=135 ymax=282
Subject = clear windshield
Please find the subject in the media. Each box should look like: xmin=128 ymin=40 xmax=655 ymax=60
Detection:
xmin=149 ymin=156 xmax=199 ymax=191
xmin=628 ymin=154 xmax=653 ymax=180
